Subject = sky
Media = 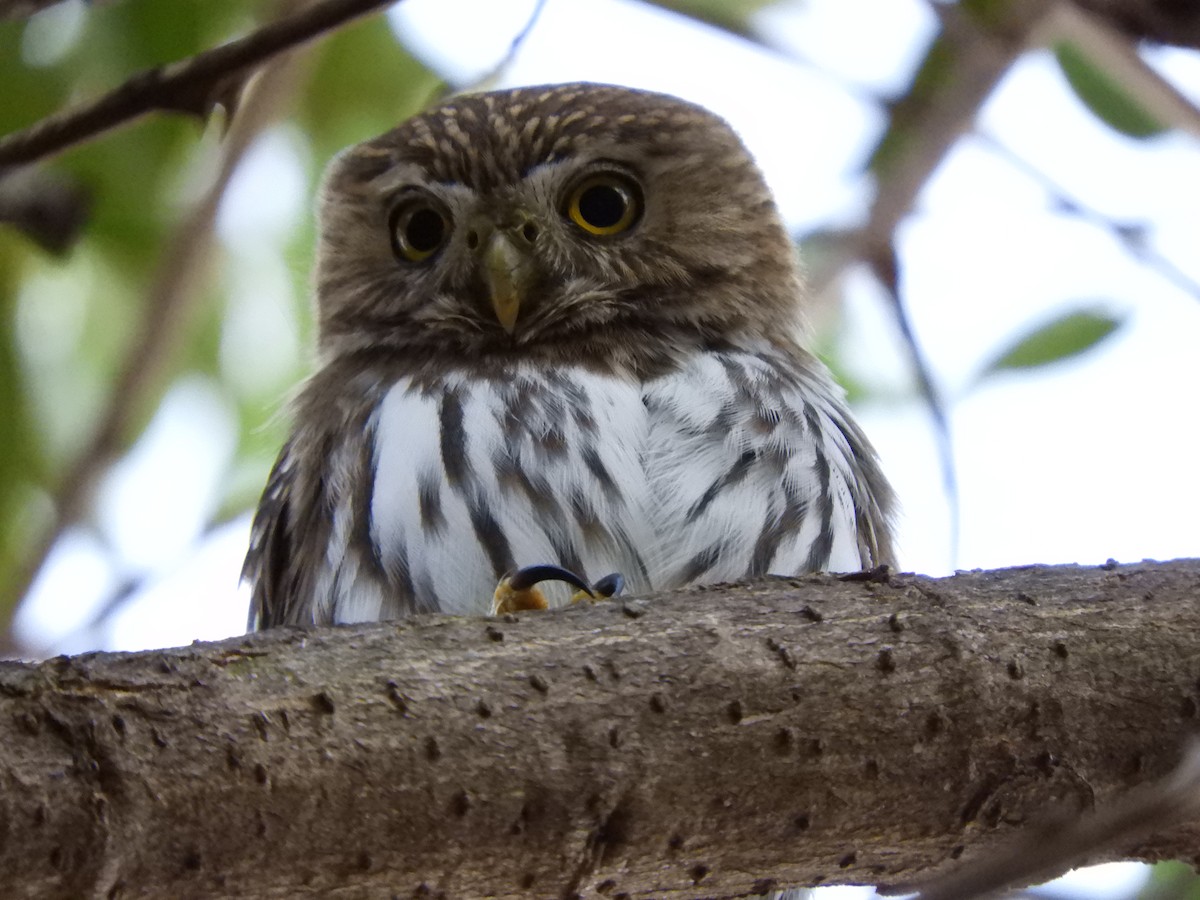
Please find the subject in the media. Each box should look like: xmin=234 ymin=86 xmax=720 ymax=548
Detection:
xmin=13 ymin=0 xmax=1199 ymax=895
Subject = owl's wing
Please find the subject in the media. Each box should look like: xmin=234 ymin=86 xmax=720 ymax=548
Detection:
xmin=242 ymin=435 xmax=332 ymax=631
xmin=815 ymin=382 xmax=896 ymax=570
xmin=772 ymin=347 xmax=896 ymax=571
xmin=641 ymin=345 xmax=895 ymax=585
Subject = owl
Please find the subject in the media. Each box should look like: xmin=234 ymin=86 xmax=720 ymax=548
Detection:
xmin=243 ymin=82 xmax=895 ymax=630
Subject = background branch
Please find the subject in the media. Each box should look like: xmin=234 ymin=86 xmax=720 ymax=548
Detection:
xmin=1 ymin=559 xmax=1197 ymax=899
xmin=0 ymin=0 xmax=397 ymax=168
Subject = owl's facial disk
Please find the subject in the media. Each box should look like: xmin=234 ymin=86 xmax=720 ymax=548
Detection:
xmin=315 ymin=84 xmax=804 ymax=370
xmin=383 ymin=166 xmax=644 ymax=339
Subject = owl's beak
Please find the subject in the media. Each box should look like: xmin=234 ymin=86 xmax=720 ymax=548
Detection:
xmin=483 ymin=233 xmax=531 ymax=334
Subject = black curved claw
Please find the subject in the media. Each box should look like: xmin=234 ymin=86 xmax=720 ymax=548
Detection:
xmin=506 ymin=564 xmax=593 ymax=597
xmin=592 ymin=572 xmax=625 ymax=598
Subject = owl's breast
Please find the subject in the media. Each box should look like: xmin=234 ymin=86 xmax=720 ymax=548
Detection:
xmin=364 ymin=365 xmax=657 ymax=619
xmin=355 ymin=350 xmax=870 ymax=623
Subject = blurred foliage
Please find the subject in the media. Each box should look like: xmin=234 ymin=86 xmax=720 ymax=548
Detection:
xmin=975 ymin=306 xmax=1126 ymax=384
xmin=1137 ymin=861 xmax=1200 ymax=899
xmin=0 ymin=1 xmax=438 ymax=631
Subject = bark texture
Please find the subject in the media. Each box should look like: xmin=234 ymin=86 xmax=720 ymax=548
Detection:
xmin=0 ymin=560 xmax=1198 ymax=899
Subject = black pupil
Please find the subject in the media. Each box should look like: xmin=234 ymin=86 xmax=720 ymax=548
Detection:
xmin=578 ymin=184 xmax=627 ymax=228
xmin=405 ymin=208 xmax=445 ymax=253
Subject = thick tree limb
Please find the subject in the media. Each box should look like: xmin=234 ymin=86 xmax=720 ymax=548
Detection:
xmin=0 ymin=0 xmax=397 ymax=168
xmin=1 ymin=559 xmax=1198 ymax=899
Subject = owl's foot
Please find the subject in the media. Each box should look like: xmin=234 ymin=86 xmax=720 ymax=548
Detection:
xmin=491 ymin=565 xmax=625 ymax=615
xmin=577 ymin=572 xmax=625 ymax=603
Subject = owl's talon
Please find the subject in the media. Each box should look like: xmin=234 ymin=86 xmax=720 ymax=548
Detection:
xmin=592 ymin=572 xmax=625 ymax=599
xmin=569 ymin=571 xmax=625 ymax=604
xmin=492 ymin=564 xmax=592 ymax=615
xmin=492 ymin=565 xmax=628 ymax=614
xmin=506 ymin=564 xmax=593 ymax=594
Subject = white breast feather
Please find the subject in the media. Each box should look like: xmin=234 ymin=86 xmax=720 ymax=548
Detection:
xmin=347 ymin=350 xmax=869 ymax=621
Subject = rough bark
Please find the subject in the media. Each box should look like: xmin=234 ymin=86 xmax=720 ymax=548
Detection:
xmin=0 ymin=560 xmax=1198 ymax=899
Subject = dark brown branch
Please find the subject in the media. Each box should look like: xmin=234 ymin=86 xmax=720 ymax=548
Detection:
xmin=1 ymin=560 xmax=1197 ymax=899
xmin=1071 ymin=0 xmax=1200 ymax=49
xmin=0 ymin=0 xmax=396 ymax=167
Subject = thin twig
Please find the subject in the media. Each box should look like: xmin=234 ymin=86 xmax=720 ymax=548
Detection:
xmin=0 ymin=0 xmax=398 ymax=168
xmin=833 ymin=0 xmax=1058 ymax=565
xmin=976 ymin=129 xmax=1200 ymax=303
xmin=865 ymin=245 xmax=961 ymax=566
xmin=459 ymin=0 xmax=549 ymax=92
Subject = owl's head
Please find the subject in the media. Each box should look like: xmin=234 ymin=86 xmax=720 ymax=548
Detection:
xmin=314 ymin=83 xmax=803 ymax=374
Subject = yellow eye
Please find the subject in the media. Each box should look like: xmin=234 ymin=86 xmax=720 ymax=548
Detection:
xmin=565 ymin=173 xmax=641 ymax=236
xmin=389 ymin=200 xmax=450 ymax=263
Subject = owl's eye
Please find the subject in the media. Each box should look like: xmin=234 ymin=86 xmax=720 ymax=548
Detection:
xmin=565 ymin=173 xmax=641 ymax=236
xmin=389 ymin=200 xmax=450 ymax=263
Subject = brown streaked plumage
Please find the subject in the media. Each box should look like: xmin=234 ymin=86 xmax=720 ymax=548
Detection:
xmin=244 ymin=82 xmax=895 ymax=633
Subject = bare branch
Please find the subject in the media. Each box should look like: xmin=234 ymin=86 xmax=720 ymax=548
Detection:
xmin=810 ymin=0 xmax=1060 ymax=566
xmin=0 ymin=560 xmax=1197 ymax=899
xmin=0 ymin=0 xmax=397 ymax=168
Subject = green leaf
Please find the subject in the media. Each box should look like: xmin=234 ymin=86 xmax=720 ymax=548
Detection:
xmin=1054 ymin=42 xmax=1166 ymax=139
xmin=644 ymin=0 xmax=782 ymax=37
xmin=977 ymin=306 xmax=1125 ymax=381
xmin=1138 ymin=861 xmax=1200 ymax=899
xmin=301 ymin=16 xmax=441 ymax=164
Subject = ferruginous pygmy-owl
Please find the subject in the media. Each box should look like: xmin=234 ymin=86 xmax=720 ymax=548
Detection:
xmin=243 ymin=82 xmax=895 ymax=630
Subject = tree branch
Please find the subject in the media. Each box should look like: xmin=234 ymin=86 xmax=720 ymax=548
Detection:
xmin=1 ymin=560 xmax=1198 ymax=899
xmin=0 ymin=0 xmax=398 ymax=168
